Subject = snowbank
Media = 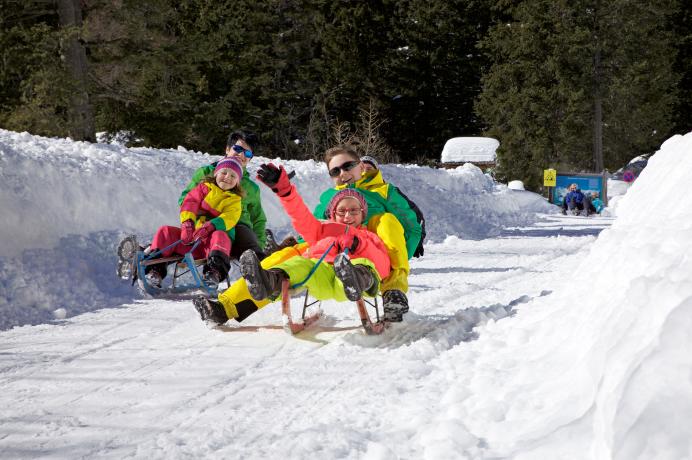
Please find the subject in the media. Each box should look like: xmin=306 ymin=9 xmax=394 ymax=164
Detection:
xmin=0 ymin=129 xmax=554 ymax=330
xmin=430 ymin=131 xmax=692 ymax=458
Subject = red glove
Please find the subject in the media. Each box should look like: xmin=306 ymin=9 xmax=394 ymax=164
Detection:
xmin=257 ymin=163 xmax=292 ymax=197
xmin=193 ymin=222 xmax=215 ymax=242
xmin=337 ymin=234 xmax=359 ymax=254
xmin=180 ymin=220 xmax=195 ymax=244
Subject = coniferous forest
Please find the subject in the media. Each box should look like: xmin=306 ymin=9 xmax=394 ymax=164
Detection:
xmin=1 ymin=0 xmax=690 ymax=190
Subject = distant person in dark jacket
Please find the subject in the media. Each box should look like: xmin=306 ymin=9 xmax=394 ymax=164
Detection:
xmin=561 ymin=183 xmax=593 ymax=216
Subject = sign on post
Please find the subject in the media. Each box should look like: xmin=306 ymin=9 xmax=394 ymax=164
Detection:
xmin=543 ymin=169 xmax=557 ymax=187
xmin=622 ymin=171 xmax=636 ymax=183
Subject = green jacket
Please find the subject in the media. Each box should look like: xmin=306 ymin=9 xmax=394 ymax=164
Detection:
xmin=312 ymin=170 xmax=422 ymax=259
xmin=179 ymin=164 xmax=267 ymax=246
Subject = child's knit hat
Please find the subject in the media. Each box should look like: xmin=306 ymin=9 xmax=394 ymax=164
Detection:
xmin=361 ymin=155 xmax=379 ymax=170
xmin=327 ymin=189 xmax=368 ymax=219
xmin=214 ymin=158 xmax=243 ymax=178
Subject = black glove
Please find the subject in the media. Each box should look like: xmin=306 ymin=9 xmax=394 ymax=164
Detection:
xmin=257 ymin=163 xmax=292 ymax=196
xmin=257 ymin=163 xmax=281 ymax=187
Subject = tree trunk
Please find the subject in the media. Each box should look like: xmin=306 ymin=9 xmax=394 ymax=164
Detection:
xmin=56 ymin=0 xmax=95 ymax=142
xmin=591 ymin=0 xmax=604 ymax=173
xmin=592 ymin=53 xmax=604 ymax=172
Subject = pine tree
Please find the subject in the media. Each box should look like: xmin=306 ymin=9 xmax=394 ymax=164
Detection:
xmin=477 ymin=0 xmax=679 ymax=190
xmin=57 ymin=0 xmax=94 ymax=141
xmin=594 ymin=0 xmax=679 ymax=169
xmin=0 ymin=1 xmax=83 ymax=138
xmin=258 ymin=0 xmax=326 ymax=159
xmin=85 ymin=0 xmax=206 ymax=148
xmin=380 ymin=0 xmax=492 ymax=162
xmin=145 ymin=0 xmax=324 ymax=155
xmin=671 ymin=3 xmax=691 ymax=137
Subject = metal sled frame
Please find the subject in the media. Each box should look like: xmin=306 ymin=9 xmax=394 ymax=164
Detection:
xmin=280 ymin=279 xmax=387 ymax=335
xmin=135 ymin=241 xmax=221 ymax=297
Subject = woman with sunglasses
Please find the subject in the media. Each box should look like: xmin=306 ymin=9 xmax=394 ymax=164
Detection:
xmin=178 ymin=129 xmax=267 ymax=262
xmin=310 ymin=145 xmax=422 ymax=322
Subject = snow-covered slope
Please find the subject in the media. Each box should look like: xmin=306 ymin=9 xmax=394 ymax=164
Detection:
xmin=1 ymin=129 xmax=691 ymax=459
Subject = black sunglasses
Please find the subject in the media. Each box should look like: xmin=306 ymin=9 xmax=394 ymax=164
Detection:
xmin=230 ymin=144 xmax=253 ymax=158
xmin=328 ymin=160 xmax=359 ymax=178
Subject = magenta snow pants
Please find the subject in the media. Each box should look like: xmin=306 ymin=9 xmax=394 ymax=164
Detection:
xmin=151 ymin=225 xmax=231 ymax=259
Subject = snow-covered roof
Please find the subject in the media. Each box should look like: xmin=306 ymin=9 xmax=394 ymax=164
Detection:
xmin=440 ymin=137 xmax=499 ymax=163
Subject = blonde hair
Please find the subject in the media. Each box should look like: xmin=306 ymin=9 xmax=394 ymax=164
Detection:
xmin=323 ymin=145 xmax=359 ymax=165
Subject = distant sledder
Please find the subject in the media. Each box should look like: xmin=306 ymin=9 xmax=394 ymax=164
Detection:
xmin=116 ymin=157 xmax=246 ymax=298
xmin=561 ymin=183 xmax=598 ymax=216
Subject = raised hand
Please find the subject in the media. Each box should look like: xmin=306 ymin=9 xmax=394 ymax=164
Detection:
xmin=257 ymin=163 xmax=292 ymax=196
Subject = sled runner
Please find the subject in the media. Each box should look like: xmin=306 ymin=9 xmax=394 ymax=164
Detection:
xmin=280 ymin=279 xmax=387 ymax=336
xmin=117 ymin=235 xmax=225 ymax=298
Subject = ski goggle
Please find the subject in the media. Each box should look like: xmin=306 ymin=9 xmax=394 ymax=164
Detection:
xmin=229 ymin=144 xmax=253 ymax=158
xmin=328 ymin=160 xmax=359 ymax=177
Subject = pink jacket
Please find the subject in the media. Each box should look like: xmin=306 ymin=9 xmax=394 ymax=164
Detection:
xmin=280 ymin=185 xmax=391 ymax=279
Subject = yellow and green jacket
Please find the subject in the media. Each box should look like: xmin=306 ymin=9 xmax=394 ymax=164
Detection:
xmin=180 ymin=181 xmax=242 ymax=236
xmin=312 ymin=170 xmax=422 ymax=258
xmin=179 ymin=164 xmax=266 ymax=246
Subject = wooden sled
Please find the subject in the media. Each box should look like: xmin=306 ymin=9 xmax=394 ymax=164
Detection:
xmin=280 ymin=279 xmax=387 ymax=336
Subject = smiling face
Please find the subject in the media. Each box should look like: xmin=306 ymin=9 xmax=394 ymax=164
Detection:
xmin=225 ymin=139 xmax=252 ymax=168
xmin=332 ymin=196 xmax=364 ymax=226
xmin=215 ymin=168 xmax=240 ymax=191
xmin=327 ymin=152 xmax=364 ymax=186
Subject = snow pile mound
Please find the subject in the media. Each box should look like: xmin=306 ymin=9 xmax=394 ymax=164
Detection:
xmin=0 ymin=129 xmax=210 ymax=257
xmin=429 ymin=131 xmax=692 ymax=458
xmin=0 ymin=129 xmax=554 ymax=330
